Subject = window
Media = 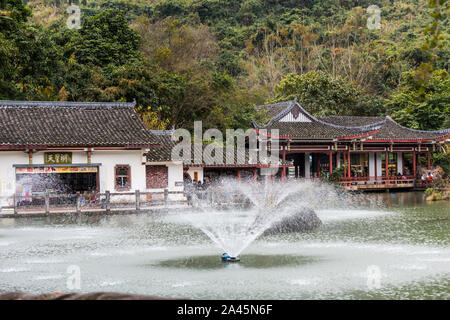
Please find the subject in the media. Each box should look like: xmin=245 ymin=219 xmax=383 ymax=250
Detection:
xmin=115 ymin=165 xmax=131 ymax=190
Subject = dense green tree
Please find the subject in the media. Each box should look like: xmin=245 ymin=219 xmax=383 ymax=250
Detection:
xmin=272 ymin=71 xmax=363 ymax=116
xmin=67 ymin=10 xmax=140 ymax=67
xmin=386 ymin=68 xmax=450 ymax=130
xmin=1 ymin=0 xmax=448 ymax=134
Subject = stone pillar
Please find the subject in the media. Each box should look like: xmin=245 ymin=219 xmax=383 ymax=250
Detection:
xmin=376 ymin=153 xmax=382 ymax=179
xmin=369 ymin=152 xmax=375 ymax=177
xmin=397 ymin=152 xmax=403 ymax=174
xmin=304 ymin=153 xmax=310 ymax=179
xmin=336 ymin=152 xmax=341 ymax=168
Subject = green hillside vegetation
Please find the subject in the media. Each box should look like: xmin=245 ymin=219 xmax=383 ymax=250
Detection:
xmin=1 ymin=0 xmax=449 ymax=132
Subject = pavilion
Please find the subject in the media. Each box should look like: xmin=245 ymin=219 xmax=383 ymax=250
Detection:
xmin=252 ymin=99 xmax=450 ymax=190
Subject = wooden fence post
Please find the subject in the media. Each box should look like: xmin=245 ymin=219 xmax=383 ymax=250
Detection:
xmin=135 ymin=190 xmax=140 ymax=211
xmin=13 ymin=193 xmax=17 ymax=214
xmin=164 ymin=188 xmax=168 ymax=206
xmin=76 ymin=192 xmax=81 ymax=214
xmin=105 ymin=190 xmax=110 ymax=213
xmin=45 ymin=191 xmax=50 ymax=215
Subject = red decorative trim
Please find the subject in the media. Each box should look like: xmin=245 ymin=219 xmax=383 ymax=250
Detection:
xmin=364 ymin=139 xmax=430 ymax=143
xmin=184 ymin=164 xmax=292 ymax=168
xmin=435 ymin=134 xmax=450 ymax=141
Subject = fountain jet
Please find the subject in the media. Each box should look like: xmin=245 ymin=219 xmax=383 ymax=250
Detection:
xmin=181 ymin=178 xmax=337 ymax=260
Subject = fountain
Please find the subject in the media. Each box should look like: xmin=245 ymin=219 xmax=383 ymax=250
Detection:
xmin=1 ymin=186 xmax=449 ymax=299
xmin=180 ymin=178 xmax=340 ymax=261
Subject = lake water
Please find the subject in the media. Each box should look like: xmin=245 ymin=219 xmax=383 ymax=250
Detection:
xmin=0 ymin=191 xmax=448 ymax=299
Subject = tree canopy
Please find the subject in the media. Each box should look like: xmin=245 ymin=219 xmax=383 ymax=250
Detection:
xmin=0 ymin=0 xmax=448 ymax=131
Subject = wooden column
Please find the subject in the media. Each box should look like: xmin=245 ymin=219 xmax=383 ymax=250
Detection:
xmin=343 ymin=151 xmax=347 ymax=177
xmin=105 ymin=190 xmax=111 ymax=212
xmin=237 ymin=169 xmax=241 ymax=182
xmin=329 ymin=150 xmax=333 ymax=174
xmin=385 ymin=151 xmax=389 ymax=177
xmin=282 ymin=146 xmax=286 ymax=181
xmin=87 ymin=149 xmax=92 ymax=164
xmin=347 ymin=149 xmax=351 ymax=178
xmin=427 ymin=149 xmax=431 ymax=170
xmin=164 ymin=188 xmax=168 ymax=205
xmin=253 ymin=168 xmax=257 ymax=181
xmin=413 ymin=150 xmax=416 ymax=178
xmin=374 ymin=153 xmax=377 ymax=182
xmin=28 ymin=150 xmax=33 ymax=165
xmin=45 ymin=191 xmax=50 ymax=215
xmin=135 ymin=190 xmax=140 ymax=211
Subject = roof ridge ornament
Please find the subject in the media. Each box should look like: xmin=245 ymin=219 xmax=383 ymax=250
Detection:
xmin=257 ymin=99 xmax=385 ymax=132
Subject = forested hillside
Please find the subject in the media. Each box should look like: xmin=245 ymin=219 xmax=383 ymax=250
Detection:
xmin=1 ymin=0 xmax=449 ymax=131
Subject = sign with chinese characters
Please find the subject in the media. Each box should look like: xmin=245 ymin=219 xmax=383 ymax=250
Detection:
xmin=175 ymin=181 xmax=184 ymax=187
xmin=44 ymin=152 xmax=72 ymax=164
xmin=16 ymin=166 xmax=97 ymax=174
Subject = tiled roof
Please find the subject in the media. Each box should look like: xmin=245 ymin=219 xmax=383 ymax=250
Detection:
xmin=146 ymin=132 xmax=286 ymax=166
xmin=146 ymin=134 xmax=176 ymax=162
xmin=253 ymin=100 xmax=449 ymax=141
xmin=261 ymin=121 xmax=365 ymax=140
xmin=368 ymin=117 xmax=449 ymax=141
xmin=0 ymin=100 xmax=160 ymax=147
xmin=258 ymin=101 xmax=293 ymax=120
xmin=317 ymin=116 xmax=385 ymax=127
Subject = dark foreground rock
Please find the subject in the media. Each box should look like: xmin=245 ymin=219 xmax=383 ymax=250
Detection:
xmin=0 ymin=291 xmax=176 ymax=300
xmin=264 ymin=209 xmax=322 ymax=235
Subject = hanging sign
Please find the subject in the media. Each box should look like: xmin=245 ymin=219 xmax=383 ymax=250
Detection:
xmin=44 ymin=152 xmax=72 ymax=164
xmin=16 ymin=166 xmax=97 ymax=174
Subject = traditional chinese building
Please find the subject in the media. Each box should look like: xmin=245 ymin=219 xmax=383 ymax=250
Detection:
xmin=0 ymin=100 xmax=182 ymax=198
xmin=145 ymin=130 xmax=290 ymax=184
xmin=252 ymin=99 xmax=450 ymax=190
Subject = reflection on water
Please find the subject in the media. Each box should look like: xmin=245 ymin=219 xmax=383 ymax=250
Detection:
xmin=0 ymin=191 xmax=448 ymax=299
xmin=155 ymin=254 xmax=319 ymax=270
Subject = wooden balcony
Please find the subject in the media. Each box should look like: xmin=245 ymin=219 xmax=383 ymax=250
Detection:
xmin=338 ymin=176 xmax=416 ymax=191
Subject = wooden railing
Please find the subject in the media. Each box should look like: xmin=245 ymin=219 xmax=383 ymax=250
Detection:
xmin=338 ymin=176 xmax=416 ymax=188
xmin=0 ymin=189 xmax=187 ymax=215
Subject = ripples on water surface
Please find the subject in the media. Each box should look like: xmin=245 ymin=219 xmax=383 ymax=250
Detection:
xmin=0 ymin=191 xmax=448 ymax=299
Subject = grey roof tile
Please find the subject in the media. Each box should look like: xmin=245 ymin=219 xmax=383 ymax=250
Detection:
xmin=0 ymin=100 xmax=159 ymax=146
